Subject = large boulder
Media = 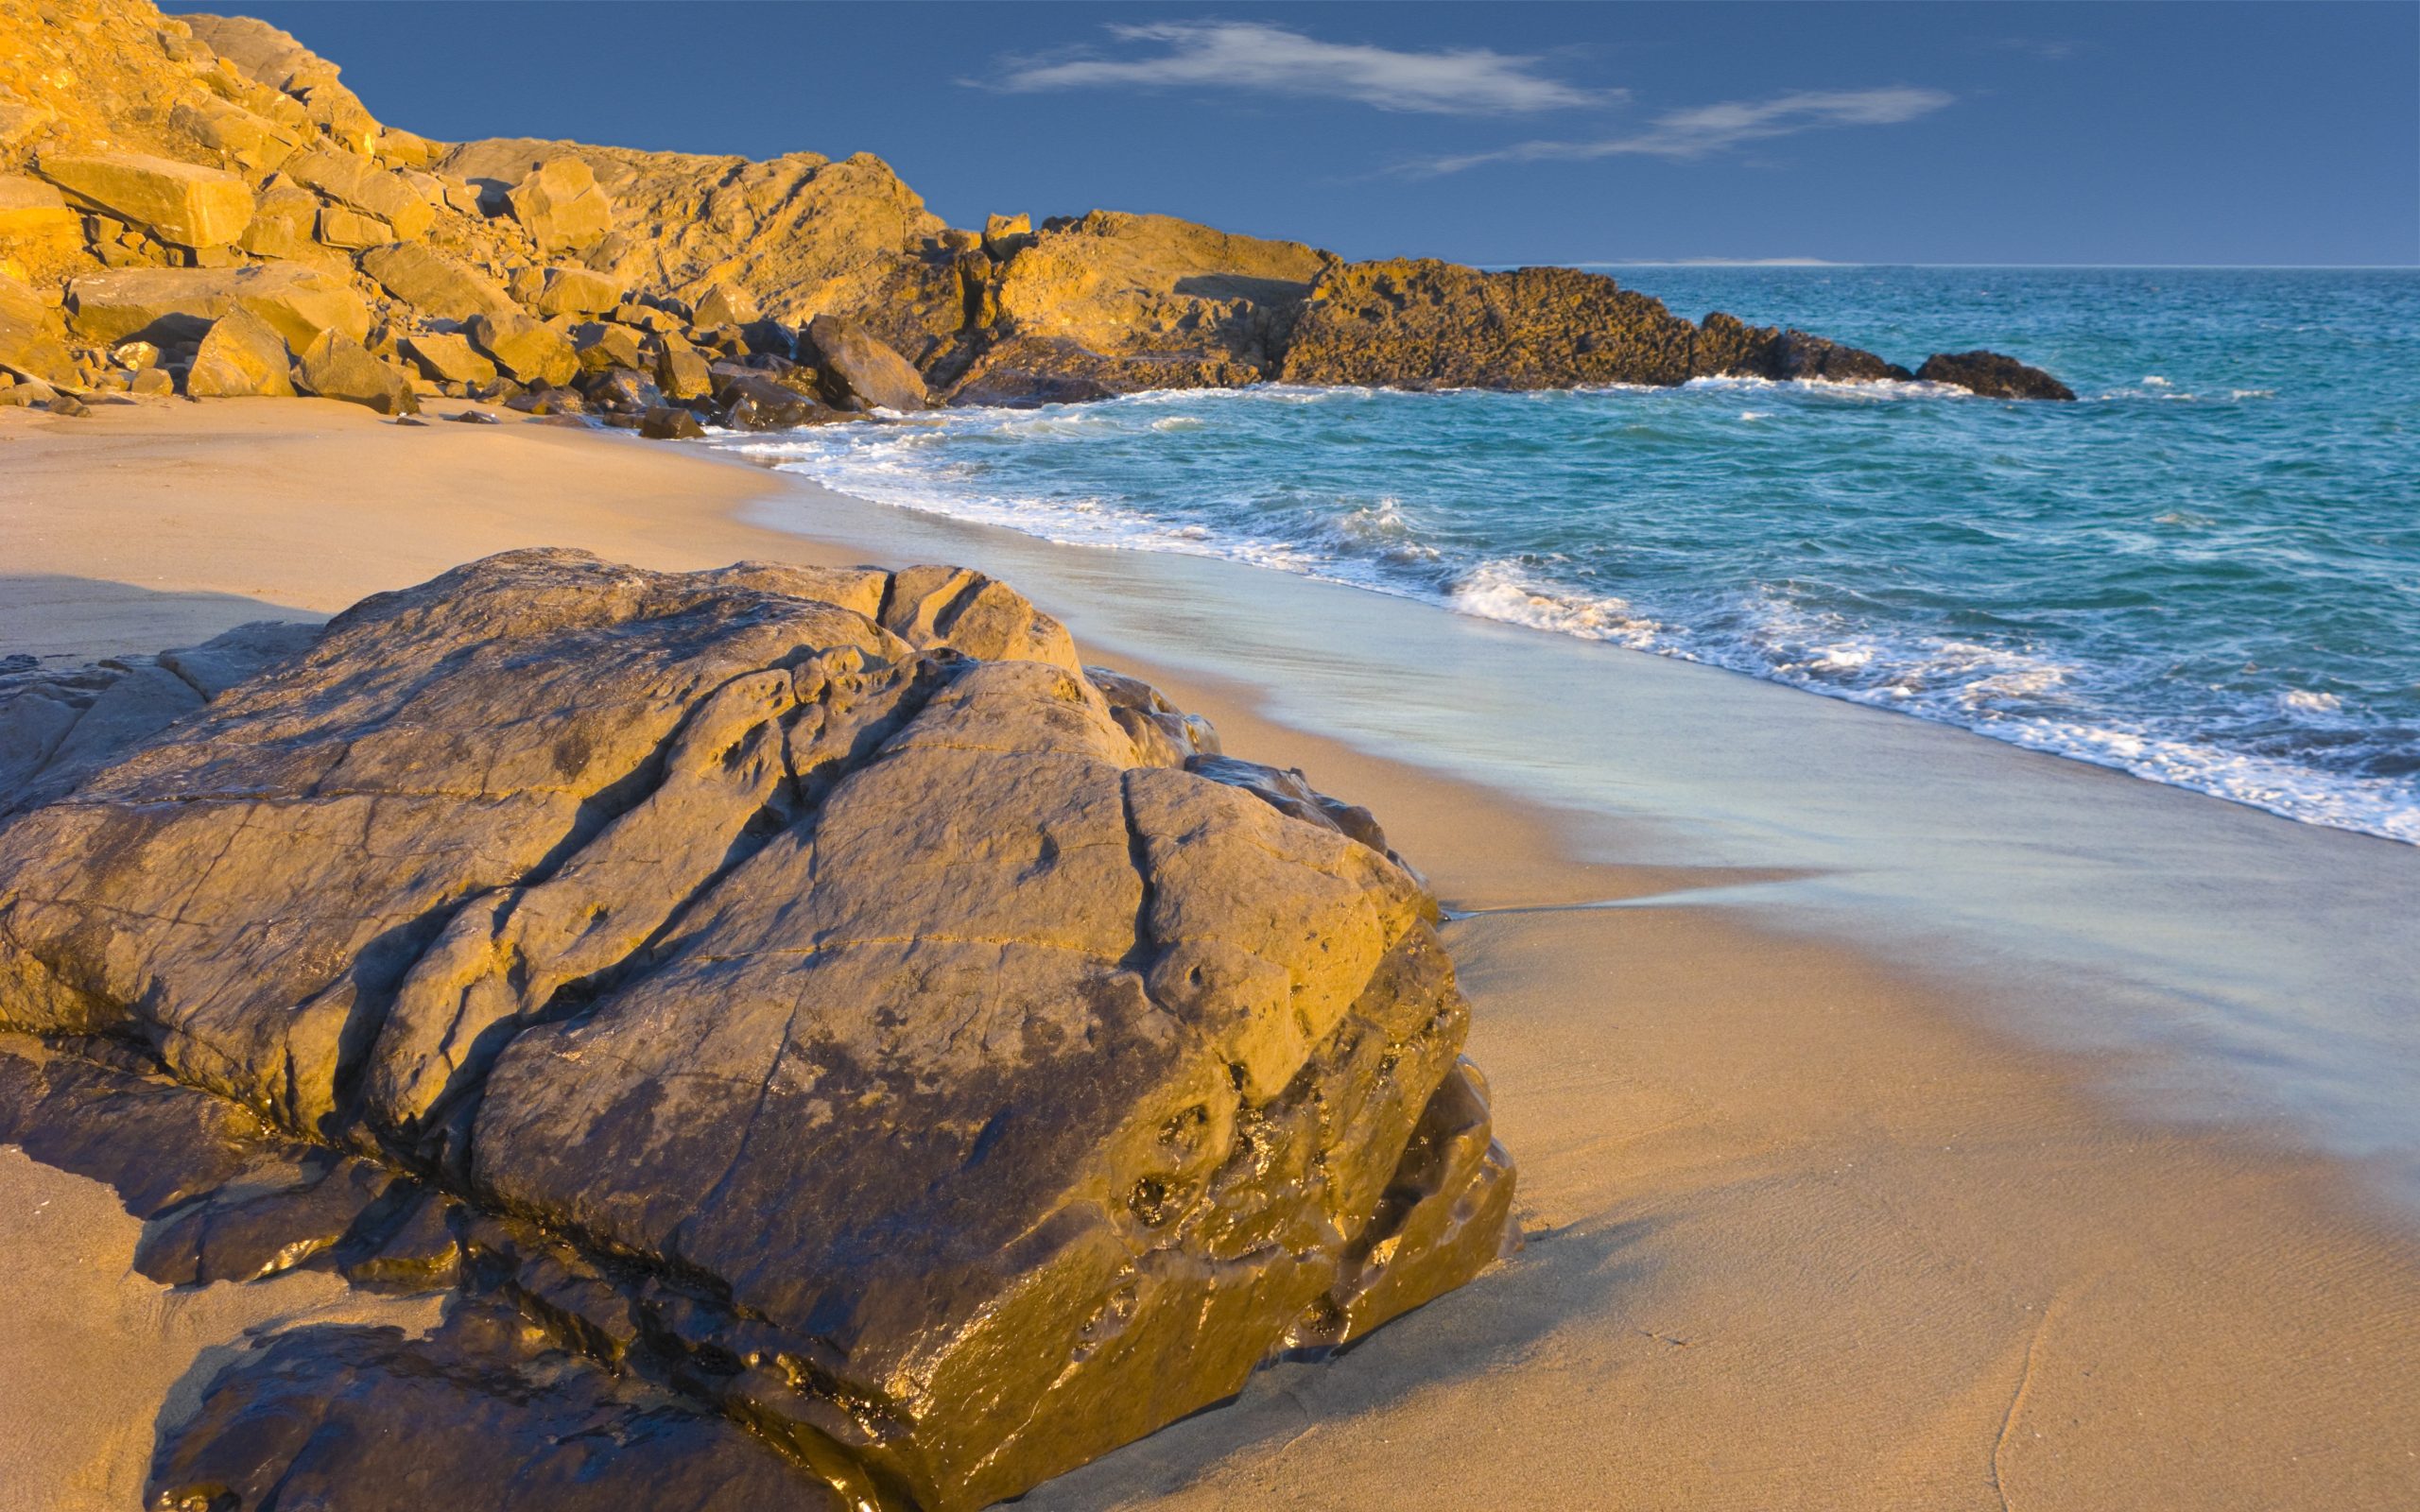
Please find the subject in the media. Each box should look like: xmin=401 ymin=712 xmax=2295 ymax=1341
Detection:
xmin=35 ymin=151 xmax=255 ymax=249
xmin=712 ymin=366 xmax=836 ymax=429
xmin=0 ymin=175 xmax=81 ymax=252
xmin=803 ymin=313 xmax=926 ymax=411
xmin=399 ymin=331 xmax=497 ymax=387
xmin=0 ymin=550 xmax=1515 ymax=1512
xmin=654 ymin=330 xmax=713 ymax=400
xmin=0 ymin=271 xmax=78 ymax=387
xmin=284 ymin=149 xmax=435 ymax=242
xmin=467 ymin=309 xmax=579 ymax=387
xmin=294 ymin=330 xmax=419 ymax=414
xmin=186 ymin=308 xmax=297 ymax=398
xmin=358 ymin=242 xmax=520 ymax=322
xmin=64 ymin=265 xmax=371 ymax=349
xmin=532 ymin=266 xmax=621 ymax=318
xmin=1917 ymin=350 xmax=2078 ymax=401
xmin=506 ymin=158 xmax=614 ymax=256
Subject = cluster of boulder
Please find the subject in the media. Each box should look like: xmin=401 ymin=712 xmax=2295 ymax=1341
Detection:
xmin=0 ymin=550 xmax=1516 ymax=1510
xmin=0 ymin=0 xmax=2073 ymax=429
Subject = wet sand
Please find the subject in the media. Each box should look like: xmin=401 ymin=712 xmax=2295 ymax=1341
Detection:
xmin=2 ymin=398 xmax=2415 ymax=1510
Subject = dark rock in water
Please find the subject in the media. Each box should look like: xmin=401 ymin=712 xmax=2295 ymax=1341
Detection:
xmin=1917 ymin=349 xmax=2079 ymax=401
xmin=149 ymin=1304 xmax=828 ymax=1512
xmin=1694 ymin=314 xmax=1914 ymax=384
xmin=803 ymin=312 xmax=927 ymax=411
xmin=638 ymin=404 xmax=705 ymax=439
xmin=0 ymin=549 xmax=1515 ymax=1512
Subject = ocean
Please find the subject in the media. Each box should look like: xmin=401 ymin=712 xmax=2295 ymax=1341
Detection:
xmin=713 ymin=267 xmax=2420 ymax=844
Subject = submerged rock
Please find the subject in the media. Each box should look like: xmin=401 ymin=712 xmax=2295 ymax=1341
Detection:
xmin=0 ymin=550 xmax=1514 ymax=1512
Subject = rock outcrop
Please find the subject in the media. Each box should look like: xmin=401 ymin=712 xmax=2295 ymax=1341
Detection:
xmin=0 ymin=551 xmax=1516 ymax=1512
xmin=0 ymin=0 xmax=2070 ymax=410
xmin=35 ymin=149 xmax=255 ymax=249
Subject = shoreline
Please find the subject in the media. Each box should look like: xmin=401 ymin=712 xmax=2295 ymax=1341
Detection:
xmin=2 ymin=399 xmax=2416 ymax=1508
xmin=702 ymin=367 xmax=2420 ymax=851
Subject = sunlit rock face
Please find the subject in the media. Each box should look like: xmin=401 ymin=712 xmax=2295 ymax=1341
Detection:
xmin=0 ymin=549 xmax=1515 ymax=1512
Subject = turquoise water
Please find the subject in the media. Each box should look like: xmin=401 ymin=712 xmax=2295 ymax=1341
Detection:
xmin=717 ymin=268 xmax=2420 ymax=842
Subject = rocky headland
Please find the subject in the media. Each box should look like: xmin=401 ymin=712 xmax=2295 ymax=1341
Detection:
xmin=0 ymin=0 xmax=2073 ymax=429
xmin=0 ymin=549 xmax=1514 ymax=1510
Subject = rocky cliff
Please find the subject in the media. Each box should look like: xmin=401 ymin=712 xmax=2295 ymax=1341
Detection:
xmin=0 ymin=550 xmax=1517 ymax=1511
xmin=0 ymin=0 xmax=2072 ymax=420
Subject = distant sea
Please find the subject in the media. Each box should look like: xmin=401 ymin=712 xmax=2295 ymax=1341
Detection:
xmin=717 ymin=268 xmax=2420 ymax=844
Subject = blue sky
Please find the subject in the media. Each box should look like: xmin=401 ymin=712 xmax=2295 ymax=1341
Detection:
xmin=169 ymin=2 xmax=2418 ymax=266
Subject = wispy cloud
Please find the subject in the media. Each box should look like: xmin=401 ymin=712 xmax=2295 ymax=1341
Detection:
xmin=1412 ymin=87 xmax=1956 ymax=174
xmin=983 ymin=22 xmax=1607 ymax=115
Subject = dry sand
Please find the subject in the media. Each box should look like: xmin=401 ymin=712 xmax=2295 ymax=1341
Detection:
xmin=2 ymin=398 xmax=2414 ymax=1510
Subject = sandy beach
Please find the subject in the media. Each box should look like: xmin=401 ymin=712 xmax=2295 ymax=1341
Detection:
xmin=3 ymin=397 xmax=2416 ymax=1510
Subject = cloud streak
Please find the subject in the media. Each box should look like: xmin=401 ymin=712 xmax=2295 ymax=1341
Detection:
xmin=1413 ymin=87 xmax=1955 ymax=174
xmin=986 ymin=22 xmax=1606 ymax=115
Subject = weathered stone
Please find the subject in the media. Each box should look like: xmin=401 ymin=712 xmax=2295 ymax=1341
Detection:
xmin=0 ymin=271 xmax=78 ymax=387
xmin=1691 ymin=313 xmax=1913 ymax=385
xmin=128 ymin=366 xmax=174 ymax=397
xmin=638 ymin=404 xmax=704 ymax=439
xmin=296 ymin=329 xmax=420 ymax=415
xmin=169 ymin=93 xmax=302 ymax=173
xmin=1917 ymin=349 xmax=2079 ymax=401
xmin=571 ymin=321 xmax=643 ymax=372
xmin=507 ymin=158 xmax=614 ymax=256
xmin=181 ymin=13 xmax=385 ymax=153
xmin=399 ymin=332 xmax=497 ymax=387
xmin=712 ymin=368 xmax=832 ymax=430
xmin=357 ymin=242 xmax=520 ymax=322
xmin=313 ymin=203 xmax=389 ymax=250
xmin=1281 ymin=259 xmax=1699 ymax=389
xmin=65 ymin=265 xmax=371 ymax=349
xmin=0 ymin=551 xmax=1513 ymax=1512
xmin=36 ymin=151 xmax=255 ymax=249
xmin=982 ymin=211 xmax=1034 ymax=259
xmin=467 ymin=309 xmax=579 ymax=387
xmin=655 ymin=331 xmax=713 ymax=400
xmin=579 ymin=368 xmax=660 ymax=414
xmin=946 ymin=336 xmax=1252 ymax=408
xmin=802 ymin=313 xmax=925 ymax=411
xmin=151 ymin=1305 xmax=826 ymax=1512
xmin=534 ymin=266 xmax=620 ymax=318
xmin=235 ymin=181 xmax=325 ymax=262
xmin=688 ymin=282 xmax=756 ymax=329
xmin=988 ymin=210 xmax=1332 ymax=386
xmin=0 ymin=176 xmax=79 ymax=245
xmin=285 ymin=149 xmax=434 ymax=241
